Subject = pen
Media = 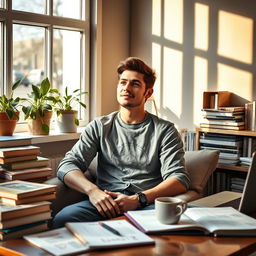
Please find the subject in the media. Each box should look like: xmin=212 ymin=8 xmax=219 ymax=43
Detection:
xmin=98 ymin=221 xmax=122 ymax=236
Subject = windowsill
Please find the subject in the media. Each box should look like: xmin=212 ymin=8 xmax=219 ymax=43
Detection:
xmin=16 ymin=127 xmax=84 ymax=144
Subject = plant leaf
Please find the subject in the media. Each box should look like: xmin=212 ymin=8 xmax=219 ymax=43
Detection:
xmin=75 ymin=118 xmax=79 ymax=126
xmin=12 ymin=79 xmax=21 ymax=91
xmin=40 ymin=78 xmax=51 ymax=96
xmin=42 ymin=124 xmax=49 ymax=134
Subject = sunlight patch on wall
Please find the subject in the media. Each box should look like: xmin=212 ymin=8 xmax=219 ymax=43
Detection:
xmin=217 ymin=63 xmax=252 ymax=101
xmin=152 ymin=0 xmax=161 ymax=36
xmin=218 ymin=11 xmax=253 ymax=64
xmin=152 ymin=42 xmax=162 ymax=110
xmin=194 ymin=56 xmax=208 ymax=125
xmin=164 ymin=0 xmax=183 ymax=43
xmin=163 ymin=47 xmax=182 ymax=117
xmin=194 ymin=3 xmax=209 ymax=51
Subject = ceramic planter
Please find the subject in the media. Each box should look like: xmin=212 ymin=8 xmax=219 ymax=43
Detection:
xmin=56 ymin=110 xmax=78 ymax=133
xmin=0 ymin=112 xmax=19 ymax=136
xmin=27 ymin=111 xmax=53 ymax=135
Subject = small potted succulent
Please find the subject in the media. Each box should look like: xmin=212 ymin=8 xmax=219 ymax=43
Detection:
xmin=22 ymin=78 xmax=55 ymax=135
xmin=51 ymin=86 xmax=87 ymax=133
xmin=0 ymin=80 xmax=22 ymax=136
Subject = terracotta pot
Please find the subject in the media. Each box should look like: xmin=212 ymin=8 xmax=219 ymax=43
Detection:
xmin=0 ymin=112 xmax=19 ymax=136
xmin=56 ymin=110 xmax=78 ymax=133
xmin=27 ymin=111 xmax=53 ymax=135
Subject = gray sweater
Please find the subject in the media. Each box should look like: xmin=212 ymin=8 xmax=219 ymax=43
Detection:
xmin=57 ymin=111 xmax=190 ymax=192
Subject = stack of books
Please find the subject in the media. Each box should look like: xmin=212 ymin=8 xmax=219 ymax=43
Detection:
xmin=0 ymin=141 xmax=53 ymax=182
xmin=200 ymin=107 xmax=245 ymax=130
xmin=199 ymin=133 xmax=242 ymax=165
xmin=230 ymin=177 xmax=246 ymax=193
xmin=0 ymin=180 xmax=56 ymax=240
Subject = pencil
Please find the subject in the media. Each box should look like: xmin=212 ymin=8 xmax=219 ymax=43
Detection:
xmin=98 ymin=221 xmax=122 ymax=236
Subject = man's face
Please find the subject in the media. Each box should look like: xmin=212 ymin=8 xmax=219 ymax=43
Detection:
xmin=117 ymin=70 xmax=152 ymax=108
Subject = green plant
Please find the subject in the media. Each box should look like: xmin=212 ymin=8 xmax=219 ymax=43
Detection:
xmin=0 ymin=80 xmax=22 ymax=119
xmin=51 ymin=86 xmax=87 ymax=126
xmin=22 ymin=77 xmax=55 ymax=134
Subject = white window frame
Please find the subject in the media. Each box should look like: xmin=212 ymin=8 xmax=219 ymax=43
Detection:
xmin=0 ymin=0 xmax=90 ymax=132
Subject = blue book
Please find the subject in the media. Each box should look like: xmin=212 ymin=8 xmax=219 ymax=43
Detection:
xmin=0 ymin=135 xmax=32 ymax=148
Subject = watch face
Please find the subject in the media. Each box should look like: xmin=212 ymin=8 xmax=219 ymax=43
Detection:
xmin=138 ymin=192 xmax=148 ymax=207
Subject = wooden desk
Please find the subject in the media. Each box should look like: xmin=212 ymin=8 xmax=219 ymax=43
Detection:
xmin=1 ymin=234 xmax=256 ymax=256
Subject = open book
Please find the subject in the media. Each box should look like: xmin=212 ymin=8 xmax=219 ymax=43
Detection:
xmin=24 ymin=219 xmax=154 ymax=256
xmin=125 ymin=207 xmax=256 ymax=237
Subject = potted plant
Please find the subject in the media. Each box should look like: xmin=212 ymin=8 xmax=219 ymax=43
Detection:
xmin=51 ymin=86 xmax=87 ymax=133
xmin=0 ymin=80 xmax=22 ymax=136
xmin=22 ymin=78 xmax=55 ymax=135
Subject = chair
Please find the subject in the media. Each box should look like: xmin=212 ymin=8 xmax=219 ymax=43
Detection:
xmin=45 ymin=150 xmax=219 ymax=217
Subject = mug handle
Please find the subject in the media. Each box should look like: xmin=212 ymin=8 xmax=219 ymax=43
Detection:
xmin=176 ymin=202 xmax=187 ymax=216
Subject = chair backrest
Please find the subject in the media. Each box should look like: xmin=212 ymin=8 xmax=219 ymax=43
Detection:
xmin=184 ymin=150 xmax=219 ymax=194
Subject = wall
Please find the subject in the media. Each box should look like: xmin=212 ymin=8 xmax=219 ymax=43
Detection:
xmin=90 ymin=0 xmax=130 ymax=118
xmin=130 ymin=0 xmax=256 ymax=130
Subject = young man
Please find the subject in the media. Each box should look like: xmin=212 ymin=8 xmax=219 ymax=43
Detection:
xmin=52 ymin=57 xmax=190 ymax=228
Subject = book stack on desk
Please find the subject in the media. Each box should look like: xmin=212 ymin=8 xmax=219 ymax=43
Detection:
xmin=0 ymin=136 xmax=54 ymax=182
xmin=0 ymin=180 xmax=57 ymax=240
xmin=200 ymin=107 xmax=245 ymax=131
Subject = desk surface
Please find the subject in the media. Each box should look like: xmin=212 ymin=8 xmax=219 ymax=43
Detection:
xmin=1 ymin=234 xmax=256 ymax=256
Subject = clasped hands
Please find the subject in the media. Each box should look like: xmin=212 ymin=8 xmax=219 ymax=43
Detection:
xmin=87 ymin=188 xmax=139 ymax=219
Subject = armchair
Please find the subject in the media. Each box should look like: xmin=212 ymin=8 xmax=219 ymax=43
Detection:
xmin=45 ymin=150 xmax=219 ymax=217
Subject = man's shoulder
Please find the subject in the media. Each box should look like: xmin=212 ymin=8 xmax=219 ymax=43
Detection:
xmin=148 ymin=112 xmax=174 ymax=128
xmin=94 ymin=111 xmax=119 ymax=125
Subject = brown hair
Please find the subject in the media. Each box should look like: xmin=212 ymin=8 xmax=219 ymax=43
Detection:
xmin=117 ymin=57 xmax=156 ymax=89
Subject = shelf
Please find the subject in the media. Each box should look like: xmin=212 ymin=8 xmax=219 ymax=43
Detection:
xmin=196 ymin=127 xmax=256 ymax=137
xmin=217 ymin=164 xmax=249 ymax=172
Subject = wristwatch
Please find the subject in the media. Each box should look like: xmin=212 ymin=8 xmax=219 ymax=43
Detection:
xmin=136 ymin=192 xmax=148 ymax=207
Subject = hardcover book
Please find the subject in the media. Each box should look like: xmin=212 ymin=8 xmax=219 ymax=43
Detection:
xmin=0 ymin=154 xmax=37 ymax=164
xmin=0 ymin=180 xmax=56 ymax=200
xmin=0 ymin=145 xmax=40 ymax=158
xmin=0 ymin=201 xmax=51 ymax=220
xmin=2 ymin=156 xmax=49 ymax=170
xmin=0 ymin=135 xmax=32 ymax=148
xmin=0 ymin=167 xmax=54 ymax=181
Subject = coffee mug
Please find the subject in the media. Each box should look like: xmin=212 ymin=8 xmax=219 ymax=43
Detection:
xmin=155 ymin=197 xmax=187 ymax=224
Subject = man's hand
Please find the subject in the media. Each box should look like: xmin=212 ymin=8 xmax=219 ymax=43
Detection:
xmin=105 ymin=191 xmax=139 ymax=213
xmin=87 ymin=188 xmax=121 ymax=218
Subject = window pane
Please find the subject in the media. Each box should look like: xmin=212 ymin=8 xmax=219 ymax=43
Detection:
xmin=53 ymin=0 xmax=83 ymax=19
xmin=53 ymin=29 xmax=82 ymax=109
xmin=12 ymin=0 xmax=46 ymax=14
xmin=13 ymin=24 xmax=45 ymax=99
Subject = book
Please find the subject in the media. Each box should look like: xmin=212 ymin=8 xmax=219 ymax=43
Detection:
xmin=0 ymin=167 xmax=54 ymax=181
xmin=0 ymin=180 xmax=56 ymax=200
xmin=0 ymin=211 xmax=51 ymax=229
xmin=2 ymin=156 xmax=49 ymax=170
xmin=125 ymin=207 xmax=256 ymax=236
xmin=24 ymin=220 xmax=155 ymax=256
xmin=0 ymin=145 xmax=40 ymax=158
xmin=201 ymin=119 xmax=245 ymax=126
xmin=0 ymin=193 xmax=56 ymax=205
xmin=24 ymin=227 xmax=90 ymax=256
xmin=0 ymin=135 xmax=32 ymax=148
xmin=245 ymin=102 xmax=256 ymax=130
xmin=0 ymin=154 xmax=37 ymax=164
xmin=0 ymin=201 xmax=51 ymax=220
xmin=202 ymin=109 xmax=245 ymax=117
xmin=200 ymin=123 xmax=245 ymax=130
xmin=199 ymin=138 xmax=241 ymax=147
xmin=0 ymin=221 xmax=48 ymax=241
xmin=218 ymin=106 xmax=245 ymax=112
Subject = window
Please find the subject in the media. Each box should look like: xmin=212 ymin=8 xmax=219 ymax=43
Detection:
xmin=0 ymin=0 xmax=89 ymax=131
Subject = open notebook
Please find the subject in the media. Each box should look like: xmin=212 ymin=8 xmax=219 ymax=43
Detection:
xmin=191 ymin=152 xmax=256 ymax=215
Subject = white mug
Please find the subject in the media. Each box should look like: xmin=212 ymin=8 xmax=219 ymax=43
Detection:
xmin=155 ymin=197 xmax=187 ymax=224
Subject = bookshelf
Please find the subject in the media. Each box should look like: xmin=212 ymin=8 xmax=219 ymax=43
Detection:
xmin=196 ymin=127 xmax=256 ymax=194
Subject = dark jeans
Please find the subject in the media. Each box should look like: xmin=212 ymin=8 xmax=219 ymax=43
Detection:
xmin=51 ymin=190 xmax=154 ymax=229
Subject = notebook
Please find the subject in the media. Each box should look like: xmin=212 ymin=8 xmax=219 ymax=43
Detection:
xmin=191 ymin=152 xmax=256 ymax=215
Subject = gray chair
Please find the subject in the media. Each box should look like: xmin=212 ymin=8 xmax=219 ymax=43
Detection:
xmin=45 ymin=150 xmax=219 ymax=217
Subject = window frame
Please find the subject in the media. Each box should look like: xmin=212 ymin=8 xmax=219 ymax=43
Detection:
xmin=0 ymin=0 xmax=90 ymax=131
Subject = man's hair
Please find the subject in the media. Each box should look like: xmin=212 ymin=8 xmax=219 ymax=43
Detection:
xmin=117 ymin=57 xmax=156 ymax=89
